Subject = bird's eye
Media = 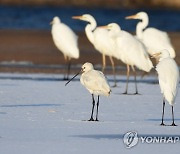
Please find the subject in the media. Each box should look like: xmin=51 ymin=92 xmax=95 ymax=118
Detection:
xmin=83 ymin=67 xmax=85 ymax=69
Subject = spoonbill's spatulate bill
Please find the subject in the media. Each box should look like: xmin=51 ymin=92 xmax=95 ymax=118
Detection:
xmin=65 ymin=62 xmax=111 ymax=121
xmin=152 ymin=50 xmax=179 ymax=126
xmin=51 ymin=16 xmax=79 ymax=80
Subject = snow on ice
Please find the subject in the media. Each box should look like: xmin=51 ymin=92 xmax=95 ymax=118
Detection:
xmin=0 ymin=73 xmax=180 ymax=154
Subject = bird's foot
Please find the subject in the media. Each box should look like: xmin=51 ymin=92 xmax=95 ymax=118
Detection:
xmin=122 ymin=91 xmax=128 ymax=95
xmin=134 ymin=92 xmax=140 ymax=95
xmin=112 ymin=83 xmax=117 ymax=88
xmin=88 ymin=117 xmax=94 ymax=121
xmin=171 ymin=122 xmax=177 ymax=126
xmin=160 ymin=122 xmax=166 ymax=126
xmin=95 ymin=119 xmax=99 ymax=122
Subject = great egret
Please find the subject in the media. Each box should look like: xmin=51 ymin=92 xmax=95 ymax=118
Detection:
xmin=51 ymin=16 xmax=79 ymax=80
xmin=100 ymin=23 xmax=153 ymax=94
xmin=152 ymin=50 xmax=179 ymax=126
xmin=65 ymin=62 xmax=111 ymax=121
xmin=72 ymin=14 xmax=117 ymax=87
xmin=126 ymin=12 xmax=176 ymax=59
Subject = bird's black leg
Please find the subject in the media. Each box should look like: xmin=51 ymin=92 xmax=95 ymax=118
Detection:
xmin=109 ymin=56 xmax=117 ymax=87
xmin=88 ymin=94 xmax=95 ymax=121
xmin=171 ymin=106 xmax=177 ymax=126
xmin=95 ymin=96 xmax=100 ymax=121
xmin=123 ymin=65 xmax=130 ymax=94
xmin=63 ymin=57 xmax=69 ymax=80
xmin=67 ymin=59 xmax=71 ymax=80
xmin=160 ymin=98 xmax=165 ymax=126
xmin=132 ymin=66 xmax=139 ymax=94
xmin=63 ymin=58 xmax=68 ymax=80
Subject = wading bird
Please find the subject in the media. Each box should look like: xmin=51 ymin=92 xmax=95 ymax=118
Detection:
xmin=126 ymin=12 xmax=175 ymax=59
xmin=100 ymin=23 xmax=153 ymax=94
xmin=65 ymin=62 xmax=111 ymax=121
xmin=72 ymin=14 xmax=117 ymax=87
xmin=152 ymin=50 xmax=179 ymax=126
xmin=51 ymin=16 xmax=79 ymax=80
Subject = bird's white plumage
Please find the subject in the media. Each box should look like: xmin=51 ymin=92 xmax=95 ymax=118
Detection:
xmin=51 ymin=16 xmax=79 ymax=59
xmin=80 ymin=63 xmax=111 ymax=97
xmin=73 ymin=14 xmax=118 ymax=87
xmin=105 ymin=23 xmax=153 ymax=72
xmin=155 ymin=50 xmax=179 ymax=105
xmin=142 ymin=28 xmax=175 ymax=57
xmin=93 ymin=28 xmax=116 ymax=56
xmin=126 ymin=12 xmax=175 ymax=58
xmin=74 ymin=14 xmax=116 ymax=58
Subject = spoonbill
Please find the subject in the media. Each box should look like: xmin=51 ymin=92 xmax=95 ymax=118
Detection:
xmin=126 ymin=12 xmax=175 ymax=59
xmin=72 ymin=14 xmax=117 ymax=87
xmin=51 ymin=16 xmax=79 ymax=80
xmin=152 ymin=50 xmax=179 ymax=126
xmin=65 ymin=62 xmax=111 ymax=121
xmin=100 ymin=23 xmax=153 ymax=94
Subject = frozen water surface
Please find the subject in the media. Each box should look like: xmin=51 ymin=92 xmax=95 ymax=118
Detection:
xmin=0 ymin=73 xmax=180 ymax=154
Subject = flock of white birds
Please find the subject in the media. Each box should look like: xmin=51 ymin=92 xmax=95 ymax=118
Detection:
xmin=51 ymin=11 xmax=179 ymax=126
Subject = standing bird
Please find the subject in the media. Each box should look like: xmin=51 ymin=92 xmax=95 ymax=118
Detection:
xmin=65 ymin=62 xmax=111 ymax=121
xmin=126 ymin=12 xmax=176 ymax=59
xmin=72 ymin=14 xmax=117 ymax=87
xmin=100 ymin=23 xmax=153 ymax=94
xmin=51 ymin=16 xmax=79 ymax=80
xmin=152 ymin=50 xmax=179 ymax=126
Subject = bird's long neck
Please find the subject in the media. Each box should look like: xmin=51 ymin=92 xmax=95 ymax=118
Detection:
xmin=85 ymin=20 xmax=97 ymax=44
xmin=136 ymin=17 xmax=149 ymax=39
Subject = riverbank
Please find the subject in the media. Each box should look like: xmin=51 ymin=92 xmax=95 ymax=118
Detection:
xmin=0 ymin=30 xmax=179 ymax=74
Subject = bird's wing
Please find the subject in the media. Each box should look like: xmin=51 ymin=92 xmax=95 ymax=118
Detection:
xmin=52 ymin=23 xmax=79 ymax=58
xmin=156 ymin=58 xmax=179 ymax=97
xmin=82 ymin=70 xmax=110 ymax=95
xmin=93 ymin=28 xmax=115 ymax=56
xmin=116 ymin=31 xmax=153 ymax=72
xmin=143 ymin=28 xmax=173 ymax=53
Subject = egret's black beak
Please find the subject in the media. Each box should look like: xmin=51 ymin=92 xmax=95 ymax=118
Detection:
xmin=65 ymin=69 xmax=82 ymax=86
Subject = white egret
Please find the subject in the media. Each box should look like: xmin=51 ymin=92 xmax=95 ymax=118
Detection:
xmin=126 ymin=12 xmax=176 ymax=59
xmin=72 ymin=14 xmax=117 ymax=87
xmin=100 ymin=23 xmax=153 ymax=94
xmin=152 ymin=50 xmax=179 ymax=126
xmin=65 ymin=62 xmax=111 ymax=121
xmin=51 ymin=16 xmax=79 ymax=80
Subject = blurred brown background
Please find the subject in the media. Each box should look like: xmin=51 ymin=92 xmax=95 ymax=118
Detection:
xmin=0 ymin=0 xmax=180 ymax=74
xmin=0 ymin=0 xmax=180 ymax=9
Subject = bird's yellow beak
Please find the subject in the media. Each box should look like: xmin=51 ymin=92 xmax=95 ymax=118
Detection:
xmin=125 ymin=14 xmax=138 ymax=19
xmin=98 ymin=25 xmax=109 ymax=29
xmin=151 ymin=52 xmax=161 ymax=58
xmin=72 ymin=16 xmax=83 ymax=20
